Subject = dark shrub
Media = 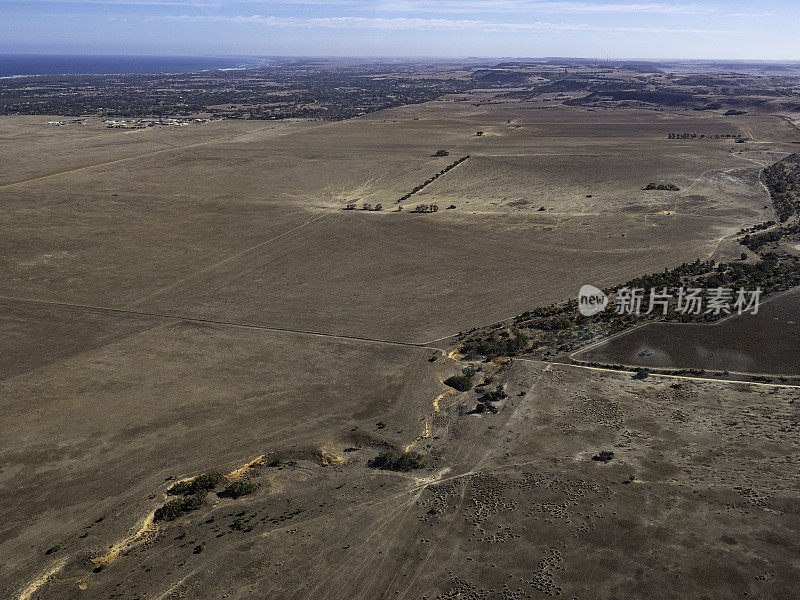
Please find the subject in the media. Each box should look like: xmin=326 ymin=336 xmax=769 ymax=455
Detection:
xmin=444 ymin=375 xmax=473 ymax=392
xmin=478 ymin=385 xmax=507 ymax=403
xmin=642 ymin=183 xmax=680 ymax=191
xmin=167 ymin=472 xmax=223 ymax=496
xmin=591 ymin=451 xmax=615 ymax=463
xmin=369 ymin=450 xmax=426 ymax=472
xmin=218 ymin=480 xmax=259 ymax=499
xmin=154 ymin=492 xmax=206 ymax=522
xmin=444 ymin=368 xmax=476 ymax=392
xmin=470 ymin=401 xmax=498 ymax=414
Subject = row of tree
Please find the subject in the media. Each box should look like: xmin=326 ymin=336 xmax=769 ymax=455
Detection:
xmin=666 ymin=133 xmax=737 ymax=139
xmin=344 ymin=203 xmax=383 ymax=211
xmin=397 ymin=155 xmax=470 ymax=203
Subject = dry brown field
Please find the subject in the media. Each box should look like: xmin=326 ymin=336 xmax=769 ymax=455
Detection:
xmin=2 ymin=97 xmax=799 ymax=599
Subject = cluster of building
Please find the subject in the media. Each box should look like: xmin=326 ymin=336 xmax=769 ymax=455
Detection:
xmin=102 ymin=117 xmax=213 ymax=129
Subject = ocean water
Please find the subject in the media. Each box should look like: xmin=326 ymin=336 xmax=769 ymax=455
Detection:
xmin=0 ymin=54 xmax=267 ymax=78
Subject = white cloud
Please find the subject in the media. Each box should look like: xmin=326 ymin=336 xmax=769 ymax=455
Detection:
xmin=157 ymin=13 xmax=739 ymax=34
xmin=0 ymin=0 xmax=355 ymax=5
xmin=375 ymin=1 xmax=713 ymax=15
xmin=161 ymin=14 xmax=585 ymax=30
xmin=0 ymin=0 xmax=712 ymax=11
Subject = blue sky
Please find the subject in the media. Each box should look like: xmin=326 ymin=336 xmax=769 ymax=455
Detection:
xmin=0 ymin=0 xmax=797 ymax=59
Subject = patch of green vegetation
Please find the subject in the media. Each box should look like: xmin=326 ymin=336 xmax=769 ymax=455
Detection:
xmin=218 ymin=480 xmax=259 ymax=499
xmin=369 ymin=450 xmax=427 ymax=472
xmin=167 ymin=472 xmax=223 ymax=496
xmin=444 ymin=373 xmax=474 ymax=392
xmin=762 ymin=154 xmax=800 ymax=222
xmin=741 ymin=222 xmax=799 ymax=252
xmin=459 ymin=331 xmax=529 ymax=360
xmin=154 ymin=492 xmax=206 ymax=522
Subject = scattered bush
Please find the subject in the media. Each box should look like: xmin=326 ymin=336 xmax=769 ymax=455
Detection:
xmin=470 ymin=385 xmax=507 ymax=414
xmin=478 ymin=385 xmax=507 ymax=403
xmin=471 ymin=401 xmax=499 ymax=414
xmin=230 ymin=518 xmax=254 ymax=532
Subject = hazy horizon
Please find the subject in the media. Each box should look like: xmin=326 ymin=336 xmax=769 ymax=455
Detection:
xmin=1 ymin=1 xmax=799 ymax=60
xmin=3 ymin=52 xmax=800 ymax=62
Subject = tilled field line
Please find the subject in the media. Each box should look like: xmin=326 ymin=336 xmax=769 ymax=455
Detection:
xmin=0 ymin=295 xmax=429 ymax=349
xmin=0 ymin=121 xmax=323 ymax=190
xmin=129 ymin=210 xmax=330 ymax=306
